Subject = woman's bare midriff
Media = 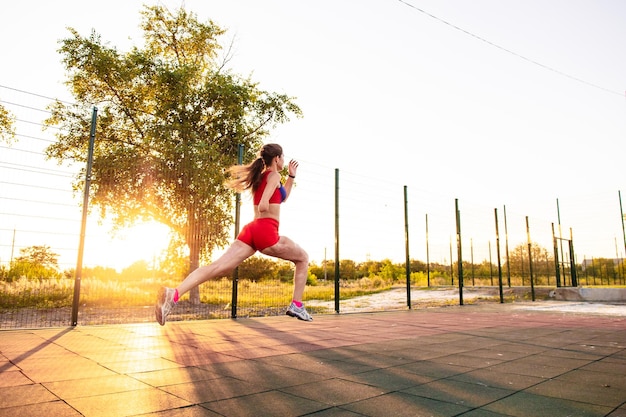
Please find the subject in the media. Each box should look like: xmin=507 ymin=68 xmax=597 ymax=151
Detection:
xmin=254 ymin=203 xmax=281 ymax=221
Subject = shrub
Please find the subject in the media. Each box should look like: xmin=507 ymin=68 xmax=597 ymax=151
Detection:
xmin=368 ymin=276 xmax=386 ymax=288
xmin=307 ymin=272 xmax=318 ymax=286
xmin=6 ymin=260 xmax=61 ymax=281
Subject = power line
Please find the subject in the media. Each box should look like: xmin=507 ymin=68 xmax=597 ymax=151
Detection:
xmin=14 ymin=133 xmax=57 ymax=144
xmin=396 ymin=0 xmax=623 ymax=97
xmin=0 ymin=181 xmax=73 ymax=193
xmin=0 ymin=230 xmax=78 ymax=238
xmin=0 ymin=84 xmax=79 ymax=107
xmin=15 ymin=118 xmax=62 ymax=130
xmin=0 ymin=162 xmax=75 ymax=178
xmin=0 ymin=196 xmax=77 ymax=208
xmin=0 ymin=99 xmax=52 ymax=114
xmin=0 ymin=212 xmax=79 ymax=223
xmin=0 ymin=145 xmax=47 ymax=157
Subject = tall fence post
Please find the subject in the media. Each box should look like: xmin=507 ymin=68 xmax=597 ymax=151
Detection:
xmin=71 ymin=106 xmax=97 ymax=326
xmin=503 ymin=205 xmax=511 ymax=287
xmin=425 ymin=213 xmax=430 ymax=287
xmin=494 ymin=208 xmax=504 ymax=303
xmin=231 ymin=144 xmax=243 ymax=319
xmin=334 ymin=168 xmax=340 ymax=314
xmin=552 ymin=223 xmax=561 ymax=287
xmin=569 ymin=228 xmax=578 ymax=287
xmin=449 ymin=239 xmax=454 ymax=285
xmin=470 ymin=238 xmax=475 ymax=286
xmin=526 ymin=216 xmax=535 ymax=301
xmin=403 ymin=185 xmax=411 ymax=309
xmin=619 ymin=190 xmax=625 ymax=261
xmin=455 ymin=199 xmax=463 ymax=306
xmin=489 ymin=241 xmax=493 ymax=285
xmin=557 ymin=198 xmax=567 ymax=286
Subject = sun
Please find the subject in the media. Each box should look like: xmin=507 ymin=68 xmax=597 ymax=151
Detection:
xmin=83 ymin=220 xmax=171 ymax=271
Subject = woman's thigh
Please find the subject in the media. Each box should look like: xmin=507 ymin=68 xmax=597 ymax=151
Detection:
xmin=261 ymin=236 xmax=307 ymax=263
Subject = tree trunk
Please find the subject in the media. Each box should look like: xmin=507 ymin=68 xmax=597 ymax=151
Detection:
xmin=188 ymin=242 xmax=201 ymax=304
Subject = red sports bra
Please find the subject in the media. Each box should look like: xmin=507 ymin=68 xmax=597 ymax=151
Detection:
xmin=253 ymin=171 xmax=287 ymax=205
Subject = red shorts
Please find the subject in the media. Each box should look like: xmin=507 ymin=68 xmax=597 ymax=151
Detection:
xmin=237 ymin=218 xmax=280 ymax=251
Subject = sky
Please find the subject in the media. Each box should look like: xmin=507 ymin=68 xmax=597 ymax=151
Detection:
xmin=1 ymin=0 xmax=625 ymax=271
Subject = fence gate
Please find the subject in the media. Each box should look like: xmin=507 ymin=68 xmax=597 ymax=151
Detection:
xmin=552 ymin=223 xmax=578 ymax=287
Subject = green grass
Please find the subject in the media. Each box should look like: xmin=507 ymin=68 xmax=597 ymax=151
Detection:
xmin=2 ymin=274 xmax=622 ymax=311
xmin=0 ymin=276 xmax=393 ymax=310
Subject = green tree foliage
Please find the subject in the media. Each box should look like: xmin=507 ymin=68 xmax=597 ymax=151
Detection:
xmin=474 ymin=260 xmax=497 ymax=282
xmin=308 ymin=261 xmax=332 ymax=282
xmin=275 ymin=260 xmax=296 ymax=282
xmin=44 ymin=5 xmax=301 ymax=302
xmin=410 ymin=259 xmax=427 ymax=273
xmin=121 ymin=260 xmax=153 ymax=281
xmin=238 ymin=256 xmax=277 ymax=282
xmin=16 ymin=245 xmax=59 ymax=269
xmin=584 ymin=258 xmax=623 ymax=285
xmin=379 ymin=259 xmax=401 ymax=280
xmin=505 ymin=242 xmax=552 ymax=281
xmin=359 ymin=260 xmax=381 ymax=277
xmin=340 ymin=259 xmax=357 ymax=280
xmin=4 ymin=245 xmax=61 ymax=281
xmin=0 ymin=102 xmax=15 ymax=144
xmin=82 ymin=266 xmax=119 ymax=280
xmin=158 ymin=233 xmax=191 ymax=278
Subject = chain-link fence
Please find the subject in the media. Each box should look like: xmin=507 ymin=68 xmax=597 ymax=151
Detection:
xmin=1 ymin=85 xmax=625 ymax=329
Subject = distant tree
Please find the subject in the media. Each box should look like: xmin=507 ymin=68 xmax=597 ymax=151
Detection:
xmin=274 ymin=259 xmax=296 ymax=282
xmin=379 ymin=259 xmax=402 ymax=281
xmin=81 ymin=266 xmax=119 ymax=280
xmin=121 ymin=260 xmax=152 ymax=280
xmin=340 ymin=259 xmax=357 ymax=280
xmin=239 ymin=256 xmax=277 ymax=282
xmin=8 ymin=245 xmax=60 ymax=280
xmin=475 ymin=260 xmax=496 ymax=281
xmin=505 ymin=242 xmax=551 ymax=280
xmin=357 ymin=260 xmax=380 ymax=278
xmin=410 ymin=259 xmax=427 ymax=273
xmin=309 ymin=260 xmax=333 ymax=282
xmin=15 ymin=245 xmax=59 ymax=269
xmin=586 ymin=258 xmax=621 ymax=285
xmin=45 ymin=5 xmax=301 ymax=303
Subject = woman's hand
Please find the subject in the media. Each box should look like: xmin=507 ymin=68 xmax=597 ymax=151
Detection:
xmin=288 ymin=159 xmax=299 ymax=178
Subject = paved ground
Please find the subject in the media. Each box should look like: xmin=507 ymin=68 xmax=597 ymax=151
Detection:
xmin=1 ymin=301 xmax=625 ymax=417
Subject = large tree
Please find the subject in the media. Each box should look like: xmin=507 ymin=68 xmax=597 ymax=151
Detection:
xmin=45 ymin=5 xmax=301 ymax=302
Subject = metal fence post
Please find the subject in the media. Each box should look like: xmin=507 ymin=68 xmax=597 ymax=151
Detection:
xmin=617 ymin=190 xmax=626 ymax=262
xmin=403 ymin=185 xmax=411 ymax=309
xmin=526 ymin=216 xmax=535 ymax=301
xmin=552 ymin=223 xmax=561 ymax=287
xmin=503 ymin=205 xmax=511 ymax=287
xmin=425 ymin=213 xmax=430 ymax=287
xmin=494 ymin=208 xmax=504 ymax=303
xmin=569 ymin=228 xmax=578 ymax=287
xmin=71 ymin=106 xmax=97 ymax=326
xmin=334 ymin=168 xmax=340 ymax=314
xmin=455 ymin=199 xmax=463 ymax=306
xmin=231 ymin=144 xmax=243 ymax=319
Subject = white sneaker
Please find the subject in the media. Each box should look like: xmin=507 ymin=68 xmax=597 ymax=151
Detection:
xmin=155 ymin=287 xmax=176 ymax=326
xmin=286 ymin=302 xmax=313 ymax=321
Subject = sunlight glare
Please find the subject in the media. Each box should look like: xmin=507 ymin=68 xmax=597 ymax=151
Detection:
xmin=84 ymin=220 xmax=171 ymax=271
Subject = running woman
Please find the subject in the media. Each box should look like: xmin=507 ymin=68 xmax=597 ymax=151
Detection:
xmin=155 ymin=143 xmax=312 ymax=325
